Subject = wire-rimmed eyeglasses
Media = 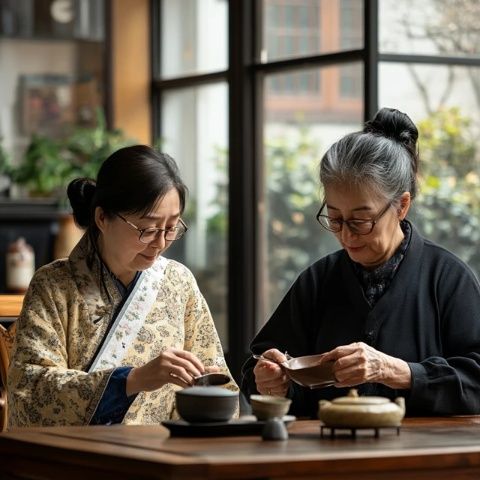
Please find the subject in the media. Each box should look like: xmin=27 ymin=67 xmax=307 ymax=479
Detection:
xmin=116 ymin=213 xmax=188 ymax=243
xmin=316 ymin=202 xmax=392 ymax=235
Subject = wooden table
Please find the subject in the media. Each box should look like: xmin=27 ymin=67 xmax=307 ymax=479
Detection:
xmin=0 ymin=294 xmax=24 ymax=318
xmin=1 ymin=417 xmax=480 ymax=479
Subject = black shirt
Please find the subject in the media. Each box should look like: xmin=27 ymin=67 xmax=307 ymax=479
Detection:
xmin=241 ymin=221 xmax=480 ymax=417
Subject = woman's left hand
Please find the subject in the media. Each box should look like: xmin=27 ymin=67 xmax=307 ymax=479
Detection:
xmin=320 ymin=342 xmax=411 ymax=389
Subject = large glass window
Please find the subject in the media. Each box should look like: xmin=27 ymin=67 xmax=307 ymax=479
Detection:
xmin=262 ymin=63 xmax=363 ymax=318
xmin=379 ymin=0 xmax=480 ymax=57
xmin=151 ymin=0 xmax=480 ymax=374
xmin=379 ymin=0 xmax=480 ymax=278
xmin=159 ymin=0 xmax=227 ymax=79
xmin=161 ymin=83 xmax=229 ymax=345
xmin=153 ymin=0 xmax=365 ymax=376
xmin=261 ymin=0 xmax=363 ymax=63
xmin=380 ymin=63 xmax=480 ymax=276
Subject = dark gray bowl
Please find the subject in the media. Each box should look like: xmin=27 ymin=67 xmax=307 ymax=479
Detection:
xmin=176 ymin=386 xmax=238 ymax=423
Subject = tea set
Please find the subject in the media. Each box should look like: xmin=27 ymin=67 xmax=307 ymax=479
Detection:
xmin=167 ymin=352 xmax=405 ymax=438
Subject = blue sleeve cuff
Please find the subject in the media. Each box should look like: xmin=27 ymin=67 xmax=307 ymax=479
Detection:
xmin=90 ymin=366 xmax=138 ymax=425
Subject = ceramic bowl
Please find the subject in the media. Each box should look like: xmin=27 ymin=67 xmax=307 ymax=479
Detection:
xmin=284 ymin=354 xmax=335 ymax=389
xmin=175 ymin=386 xmax=238 ymax=423
xmin=250 ymin=394 xmax=292 ymax=420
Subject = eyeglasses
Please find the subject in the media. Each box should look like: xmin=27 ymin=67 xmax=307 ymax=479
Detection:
xmin=316 ymin=202 xmax=392 ymax=235
xmin=116 ymin=213 xmax=188 ymax=243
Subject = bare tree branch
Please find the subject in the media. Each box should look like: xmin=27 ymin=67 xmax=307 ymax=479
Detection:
xmin=406 ymin=64 xmax=433 ymax=115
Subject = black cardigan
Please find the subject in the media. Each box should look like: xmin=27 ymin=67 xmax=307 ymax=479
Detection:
xmin=241 ymin=221 xmax=480 ymax=417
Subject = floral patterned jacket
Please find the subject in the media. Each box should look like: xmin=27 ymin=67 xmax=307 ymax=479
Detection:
xmin=8 ymin=233 xmax=236 ymax=427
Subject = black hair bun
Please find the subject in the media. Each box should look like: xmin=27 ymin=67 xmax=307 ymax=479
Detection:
xmin=67 ymin=178 xmax=96 ymax=228
xmin=364 ymin=107 xmax=418 ymax=150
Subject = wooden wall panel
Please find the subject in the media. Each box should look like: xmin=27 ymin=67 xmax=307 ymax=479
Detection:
xmin=111 ymin=0 xmax=151 ymax=144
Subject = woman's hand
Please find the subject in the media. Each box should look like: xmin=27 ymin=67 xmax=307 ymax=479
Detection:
xmin=320 ymin=342 xmax=412 ymax=389
xmin=126 ymin=348 xmax=206 ymax=395
xmin=253 ymin=348 xmax=290 ymax=397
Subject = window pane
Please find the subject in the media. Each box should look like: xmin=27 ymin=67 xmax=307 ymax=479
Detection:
xmin=380 ymin=63 xmax=480 ymax=277
xmin=380 ymin=0 xmax=480 ymax=56
xmin=159 ymin=0 xmax=227 ymax=79
xmin=262 ymin=63 xmax=363 ymax=322
xmin=260 ymin=0 xmax=363 ymax=62
xmin=161 ymin=83 xmax=229 ymax=346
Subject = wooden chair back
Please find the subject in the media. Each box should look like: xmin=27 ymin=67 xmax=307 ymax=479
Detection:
xmin=0 ymin=295 xmax=24 ymax=432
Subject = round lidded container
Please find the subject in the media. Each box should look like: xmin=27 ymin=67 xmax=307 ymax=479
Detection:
xmin=175 ymin=386 xmax=238 ymax=423
xmin=318 ymin=389 xmax=405 ymax=428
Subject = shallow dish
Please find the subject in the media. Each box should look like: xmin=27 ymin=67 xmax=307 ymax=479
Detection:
xmin=162 ymin=415 xmax=296 ymax=437
xmin=284 ymin=354 xmax=336 ymax=388
xmin=254 ymin=353 xmax=335 ymax=389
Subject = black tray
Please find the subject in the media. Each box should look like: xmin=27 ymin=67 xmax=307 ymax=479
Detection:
xmin=162 ymin=415 xmax=296 ymax=437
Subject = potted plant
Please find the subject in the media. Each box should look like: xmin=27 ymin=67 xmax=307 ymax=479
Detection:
xmin=64 ymin=108 xmax=134 ymax=181
xmin=8 ymin=109 xmax=135 ymax=200
xmin=10 ymin=135 xmax=70 ymax=198
xmin=0 ymin=139 xmax=12 ymax=196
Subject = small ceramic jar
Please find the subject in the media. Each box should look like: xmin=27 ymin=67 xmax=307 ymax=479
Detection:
xmin=6 ymin=237 xmax=35 ymax=293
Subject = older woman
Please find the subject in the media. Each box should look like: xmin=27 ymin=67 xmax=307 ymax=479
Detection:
xmin=8 ymin=145 xmax=236 ymax=427
xmin=242 ymin=108 xmax=480 ymax=417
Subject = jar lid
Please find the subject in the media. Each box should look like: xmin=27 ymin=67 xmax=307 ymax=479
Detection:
xmin=331 ymin=389 xmax=389 ymax=405
xmin=7 ymin=237 xmax=33 ymax=253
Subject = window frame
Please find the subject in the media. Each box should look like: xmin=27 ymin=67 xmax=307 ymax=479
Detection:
xmin=151 ymin=0 xmax=370 ymax=380
xmin=151 ymin=0 xmax=480 ymax=380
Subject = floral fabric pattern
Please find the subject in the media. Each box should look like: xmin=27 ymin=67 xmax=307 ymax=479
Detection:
xmin=89 ymin=257 xmax=169 ymax=372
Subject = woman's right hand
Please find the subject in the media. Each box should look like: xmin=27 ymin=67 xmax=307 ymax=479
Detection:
xmin=126 ymin=348 xmax=205 ymax=395
xmin=253 ymin=348 xmax=290 ymax=397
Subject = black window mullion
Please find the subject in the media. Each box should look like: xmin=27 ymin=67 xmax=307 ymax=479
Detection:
xmin=104 ymin=0 xmax=113 ymax=128
xmin=152 ymin=71 xmax=227 ymax=90
xmin=150 ymin=0 xmax=161 ymax=80
xmin=252 ymin=49 xmax=364 ymax=74
xmin=364 ymin=0 xmax=378 ymax=122
xmin=380 ymin=53 xmax=480 ymax=67
xmin=227 ymin=0 xmax=257 ymax=381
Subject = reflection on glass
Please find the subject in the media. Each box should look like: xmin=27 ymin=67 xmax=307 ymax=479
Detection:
xmin=261 ymin=0 xmax=363 ymax=62
xmin=161 ymin=83 xmax=229 ymax=346
xmin=380 ymin=0 xmax=480 ymax=56
xmin=339 ymin=64 xmax=362 ymax=99
xmin=160 ymin=0 xmax=227 ymax=78
xmin=262 ymin=63 xmax=363 ymax=322
xmin=380 ymin=63 xmax=480 ymax=278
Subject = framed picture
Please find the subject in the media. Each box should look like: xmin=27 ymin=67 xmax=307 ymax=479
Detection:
xmin=19 ymin=74 xmax=74 ymax=138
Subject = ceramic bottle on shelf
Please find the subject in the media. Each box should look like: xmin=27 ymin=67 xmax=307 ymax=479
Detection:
xmin=6 ymin=237 xmax=35 ymax=293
